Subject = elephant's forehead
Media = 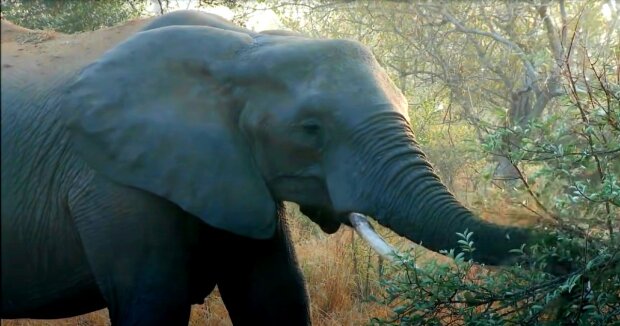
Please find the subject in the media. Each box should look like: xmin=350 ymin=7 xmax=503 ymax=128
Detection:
xmin=246 ymin=38 xmax=376 ymax=84
xmin=246 ymin=37 xmax=409 ymax=118
xmin=251 ymin=37 xmax=373 ymax=67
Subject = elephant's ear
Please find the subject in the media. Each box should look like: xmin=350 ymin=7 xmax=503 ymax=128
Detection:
xmin=62 ymin=26 xmax=276 ymax=239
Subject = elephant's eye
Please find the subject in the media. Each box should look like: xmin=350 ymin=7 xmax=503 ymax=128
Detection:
xmin=300 ymin=120 xmax=322 ymax=136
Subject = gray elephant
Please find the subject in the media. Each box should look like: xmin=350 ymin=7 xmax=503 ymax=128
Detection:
xmin=1 ymin=10 xmax=534 ymax=325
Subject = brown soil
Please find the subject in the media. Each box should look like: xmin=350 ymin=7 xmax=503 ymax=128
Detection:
xmin=0 ymin=20 xmax=59 ymax=43
xmin=1 ymin=17 xmax=154 ymax=75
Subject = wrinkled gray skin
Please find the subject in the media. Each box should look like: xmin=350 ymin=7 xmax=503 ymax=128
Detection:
xmin=1 ymin=11 xmax=532 ymax=325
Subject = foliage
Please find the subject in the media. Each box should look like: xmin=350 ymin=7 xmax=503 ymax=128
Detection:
xmin=147 ymin=0 xmax=240 ymax=15
xmin=370 ymin=9 xmax=620 ymax=325
xmin=0 ymin=0 xmax=246 ymax=34
xmin=373 ymin=230 xmax=619 ymax=325
xmin=0 ymin=0 xmax=146 ymax=33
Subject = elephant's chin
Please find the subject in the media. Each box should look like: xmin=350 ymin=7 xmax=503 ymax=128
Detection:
xmin=299 ymin=206 xmax=342 ymax=234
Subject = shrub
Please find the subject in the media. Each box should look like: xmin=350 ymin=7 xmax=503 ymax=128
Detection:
xmin=1 ymin=0 xmax=146 ymax=33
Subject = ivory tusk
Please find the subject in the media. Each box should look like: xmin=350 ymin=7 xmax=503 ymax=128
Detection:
xmin=349 ymin=212 xmax=402 ymax=262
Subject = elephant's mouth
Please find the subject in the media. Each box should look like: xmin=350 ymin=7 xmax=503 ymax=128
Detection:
xmin=283 ymin=175 xmax=402 ymax=261
xmin=298 ymin=205 xmax=343 ymax=234
xmin=299 ymin=206 xmax=402 ymax=261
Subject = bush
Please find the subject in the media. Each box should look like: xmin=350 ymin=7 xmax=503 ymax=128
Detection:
xmin=373 ymin=230 xmax=619 ymax=325
xmin=1 ymin=0 xmax=146 ymax=33
xmin=372 ymin=20 xmax=619 ymax=326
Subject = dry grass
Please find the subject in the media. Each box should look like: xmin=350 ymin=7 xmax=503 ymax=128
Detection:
xmin=289 ymin=214 xmax=393 ymax=325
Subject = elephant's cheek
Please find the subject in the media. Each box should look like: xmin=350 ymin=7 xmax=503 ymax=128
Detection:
xmin=324 ymin=173 xmax=370 ymax=216
xmin=323 ymin=149 xmax=372 ymax=215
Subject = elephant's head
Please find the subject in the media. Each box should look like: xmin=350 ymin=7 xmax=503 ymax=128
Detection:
xmin=63 ymin=22 xmax=531 ymax=265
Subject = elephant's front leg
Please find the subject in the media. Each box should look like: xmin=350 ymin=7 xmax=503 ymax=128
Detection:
xmin=215 ymin=211 xmax=311 ymax=325
xmin=69 ymin=179 xmax=195 ymax=326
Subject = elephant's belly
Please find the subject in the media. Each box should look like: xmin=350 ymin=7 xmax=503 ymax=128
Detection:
xmin=1 ymin=213 xmax=104 ymax=318
xmin=1 ymin=241 xmax=103 ymax=318
xmin=2 ymin=283 xmax=106 ymax=319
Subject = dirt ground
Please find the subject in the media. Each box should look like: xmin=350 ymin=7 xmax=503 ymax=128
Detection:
xmin=1 ymin=17 xmax=152 ymax=78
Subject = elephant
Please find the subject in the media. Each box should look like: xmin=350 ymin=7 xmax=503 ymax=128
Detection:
xmin=1 ymin=10 xmax=536 ymax=325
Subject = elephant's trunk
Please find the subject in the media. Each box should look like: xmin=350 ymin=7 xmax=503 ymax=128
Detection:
xmin=350 ymin=113 xmax=530 ymax=265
